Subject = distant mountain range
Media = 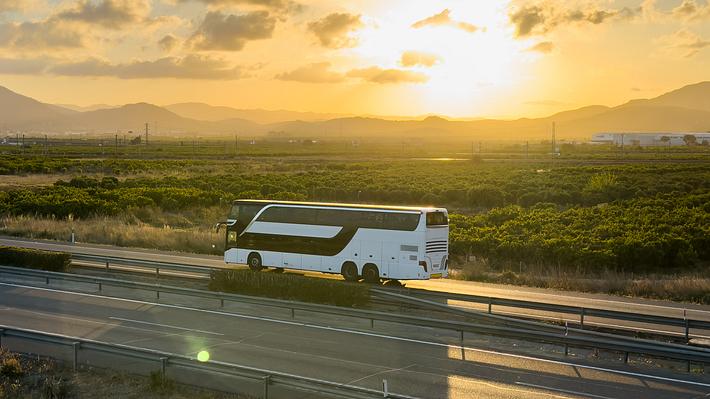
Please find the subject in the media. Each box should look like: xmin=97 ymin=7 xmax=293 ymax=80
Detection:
xmin=1 ymin=82 xmax=709 ymax=139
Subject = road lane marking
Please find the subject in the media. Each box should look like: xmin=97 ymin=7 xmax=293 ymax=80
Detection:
xmin=346 ymin=363 xmax=418 ymax=385
xmin=2 ymin=282 xmax=710 ymax=390
xmin=515 ymin=382 xmax=617 ymax=399
xmin=108 ymin=316 xmax=224 ymax=336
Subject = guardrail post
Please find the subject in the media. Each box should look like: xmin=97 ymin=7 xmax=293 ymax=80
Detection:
xmin=45 ymin=276 xmax=50 ymax=285
xmin=105 ymin=261 xmax=109 ymax=270
xmin=262 ymin=375 xmax=271 ymax=399
xmin=98 ymin=282 xmax=102 ymax=292
xmin=580 ymin=308 xmax=585 ymax=329
xmin=460 ymin=330 xmax=465 ymax=361
xmin=684 ymin=309 xmax=689 ymax=342
xmin=0 ymin=328 xmax=4 ymax=347
xmin=487 ymin=297 xmax=492 ymax=314
xmin=382 ymin=379 xmax=389 ymax=398
xmin=564 ymin=344 xmax=568 ymax=356
xmin=72 ymin=342 xmax=80 ymax=371
xmin=156 ymin=268 xmax=160 ymax=278
xmin=220 ymin=298 xmax=224 ymax=308
xmin=624 ymin=352 xmax=629 ymax=364
xmin=156 ymin=290 xmax=160 ymax=300
xmin=370 ymin=318 xmax=374 ymax=329
xmin=160 ymin=357 xmax=168 ymax=381
xmin=291 ymin=308 xmax=295 ymax=319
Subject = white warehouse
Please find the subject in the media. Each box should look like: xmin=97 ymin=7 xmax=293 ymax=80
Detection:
xmin=591 ymin=132 xmax=710 ymax=147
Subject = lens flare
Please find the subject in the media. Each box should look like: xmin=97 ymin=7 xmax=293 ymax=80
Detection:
xmin=197 ymin=350 xmax=210 ymax=362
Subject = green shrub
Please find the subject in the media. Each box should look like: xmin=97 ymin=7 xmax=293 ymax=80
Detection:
xmin=0 ymin=357 xmax=23 ymax=379
xmin=209 ymin=270 xmax=370 ymax=307
xmin=0 ymin=246 xmax=70 ymax=272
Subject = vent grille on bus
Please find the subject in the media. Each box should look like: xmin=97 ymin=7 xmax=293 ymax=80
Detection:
xmin=426 ymin=240 xmax=448 ymax=253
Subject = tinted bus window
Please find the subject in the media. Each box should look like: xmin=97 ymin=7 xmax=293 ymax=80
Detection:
xmin=384 ymin=213 xmax=420 ymax=230
xmin=426 ymin=212 xmax=448 ymax=226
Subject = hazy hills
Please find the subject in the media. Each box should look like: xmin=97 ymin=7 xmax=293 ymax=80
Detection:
xmin=0 ymin=81 xmax=708 ymax=139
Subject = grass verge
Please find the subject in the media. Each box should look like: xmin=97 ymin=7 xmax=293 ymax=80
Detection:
xmin=450 ymin=261 xmax=710 ymax=304
xmin=209 ymin=269 xmax=370 ymax=307
xmin=0 ymin=347 xmax=249 ymax=399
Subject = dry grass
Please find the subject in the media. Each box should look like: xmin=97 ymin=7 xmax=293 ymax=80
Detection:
xmin=0 ymin=215 xmax=223 ymax=255
xmin=450 ymin=260 xmax=710 ymax=304
xmin=0 ymin=347 xmax=249 ymax=399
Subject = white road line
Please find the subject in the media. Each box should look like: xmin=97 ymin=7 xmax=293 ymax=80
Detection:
xmin=108 ymin=316 xmax=224 ymax=336
xmin=515 ymin=382 xmax=618 ymax=399
xmin=2 ymin=281 xmax=710 ymax=390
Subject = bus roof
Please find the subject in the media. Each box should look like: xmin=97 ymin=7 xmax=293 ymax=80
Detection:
xmin=234 ymin=199 xmax=445 ymax=212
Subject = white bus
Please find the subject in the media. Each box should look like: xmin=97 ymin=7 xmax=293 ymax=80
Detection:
xmin=220 ymin=199 xmax=449 ymax=282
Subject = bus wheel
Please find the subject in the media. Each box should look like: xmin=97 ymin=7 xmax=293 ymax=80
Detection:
xmin=362 ymin=264 xmax=380 ymax=284
xmin=247 ymin=253 xmax=263 ymax=271
xmin=341 ymin=262 xmax=359 ymax=282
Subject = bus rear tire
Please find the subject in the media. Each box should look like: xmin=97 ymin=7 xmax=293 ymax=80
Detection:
xmin=247 ymin=253 xmax=263 ymax=271
xmin=362 ymin=264 xmax=380 ymax=284
xmin=341 ymin=262 xmax=358 ymax=282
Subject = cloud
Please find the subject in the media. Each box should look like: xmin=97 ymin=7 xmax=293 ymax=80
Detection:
xmin=0 ymin=19 xmax=85 ymax=50
xmin=411 ymin=9 xmax=479 ymax=33
xmin=189 ymin=10 xmax=276 ymax=51
xmin=177 ymin=0 xmax=301 ymax=13
xmin=658 ymin=28 xmax=710 ymax=57
xmin=508 ymin=2 xmax=632 ymax=38
xmin=399 ymin=51 xmax=441 ymax=67
xmin=55 ymin=0 xmax=150 ymax=29
xmin=0 ymin=57 xmax=50 ymax=74
xmin=49 ymin=54 xmax=245 ymax=79
xmin=307 ymin=12 xmax=363 ymax=48
xmin=158 ymin=34 xmax=178 ymax=51
xmin=672 ymin=0 xmax=710 ymax=20
xmin=0 ymin=0 xmax=28 ymax=13
xmin=276 ymin=62 xmax=344 ymax=83
xmin=347 ymin=67 xmax=428 ymax=84
xmin=527 ymin=41 xmax=553 ymax=53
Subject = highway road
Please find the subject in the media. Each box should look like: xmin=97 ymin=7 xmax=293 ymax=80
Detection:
xmin=2 ymin=236 xmax=709 ymax=337
xmin=1 ymin=280 xmax=709 ymax=399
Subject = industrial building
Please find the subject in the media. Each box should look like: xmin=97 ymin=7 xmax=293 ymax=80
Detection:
xmin=591 ymin=132 xmax=710 ymax=147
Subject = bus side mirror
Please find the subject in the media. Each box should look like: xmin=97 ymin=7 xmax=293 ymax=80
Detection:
xmin=215 ymin=222 xmax=227 ymax=233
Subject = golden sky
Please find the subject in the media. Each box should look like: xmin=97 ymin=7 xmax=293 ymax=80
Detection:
xmin=0 ymin=0 xmax=709 ymax=118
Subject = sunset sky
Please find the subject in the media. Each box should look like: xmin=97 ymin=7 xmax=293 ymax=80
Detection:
xmin=0 ymin=0 xmax=709 ymax=118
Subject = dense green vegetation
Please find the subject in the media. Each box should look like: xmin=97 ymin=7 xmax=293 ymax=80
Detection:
xmin=0 ymin=151 xmax=708 ymax=276
xmin=209 ymin=269 xmax=369 ymax=306
xmin=0 ymin=246 xmax=70 ymax=272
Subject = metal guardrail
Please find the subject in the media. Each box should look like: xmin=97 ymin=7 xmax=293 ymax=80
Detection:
xmin=0 ymin=325 xmax=416 ymax=399
xmin=71 ymin=252 xmax=710 ymax=341
xmin=390 ymin=288 xmax=710 ymax=340
xmin=2 ymin=265 xmax=710 ymax=368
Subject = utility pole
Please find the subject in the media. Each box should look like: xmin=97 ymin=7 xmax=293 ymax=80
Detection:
xmin=551 ymin=121 xmax=556 ymax=166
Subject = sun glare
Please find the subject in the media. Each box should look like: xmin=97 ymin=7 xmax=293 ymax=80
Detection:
xmin=353 ymin=2 xmax=532 ymax=116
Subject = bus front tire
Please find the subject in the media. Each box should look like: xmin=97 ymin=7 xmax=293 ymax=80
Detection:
xmin=362 ymin=264 xmax=380 ymax=284
xmin=247 ymin=253 xmax=263 ymax=271
xmin=341 ymin=262 xmax=358 ymax=282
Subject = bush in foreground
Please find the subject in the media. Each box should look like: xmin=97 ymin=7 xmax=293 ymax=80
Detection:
xmin=0 ymin=246 xmax=71 ymax=272
xmin=209 ymin=269 xmax=369 ymax=307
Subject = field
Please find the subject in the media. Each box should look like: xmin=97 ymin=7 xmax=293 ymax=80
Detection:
xmin=1 ymin=138 xmax=708 ymax=301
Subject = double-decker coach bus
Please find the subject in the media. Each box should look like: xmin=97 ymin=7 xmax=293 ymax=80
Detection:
xmin=219 ymin=199 xmax=449 ymax=282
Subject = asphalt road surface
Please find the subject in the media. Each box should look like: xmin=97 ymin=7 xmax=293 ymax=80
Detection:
xmin=1 ymin=280 xmax=709 ymax=399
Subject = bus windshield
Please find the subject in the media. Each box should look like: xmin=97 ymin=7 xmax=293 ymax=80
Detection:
xmin=228 ymin=204 xmax=239 ymax=219
xmin=426 ymin=211 xmax=448 ymax=226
